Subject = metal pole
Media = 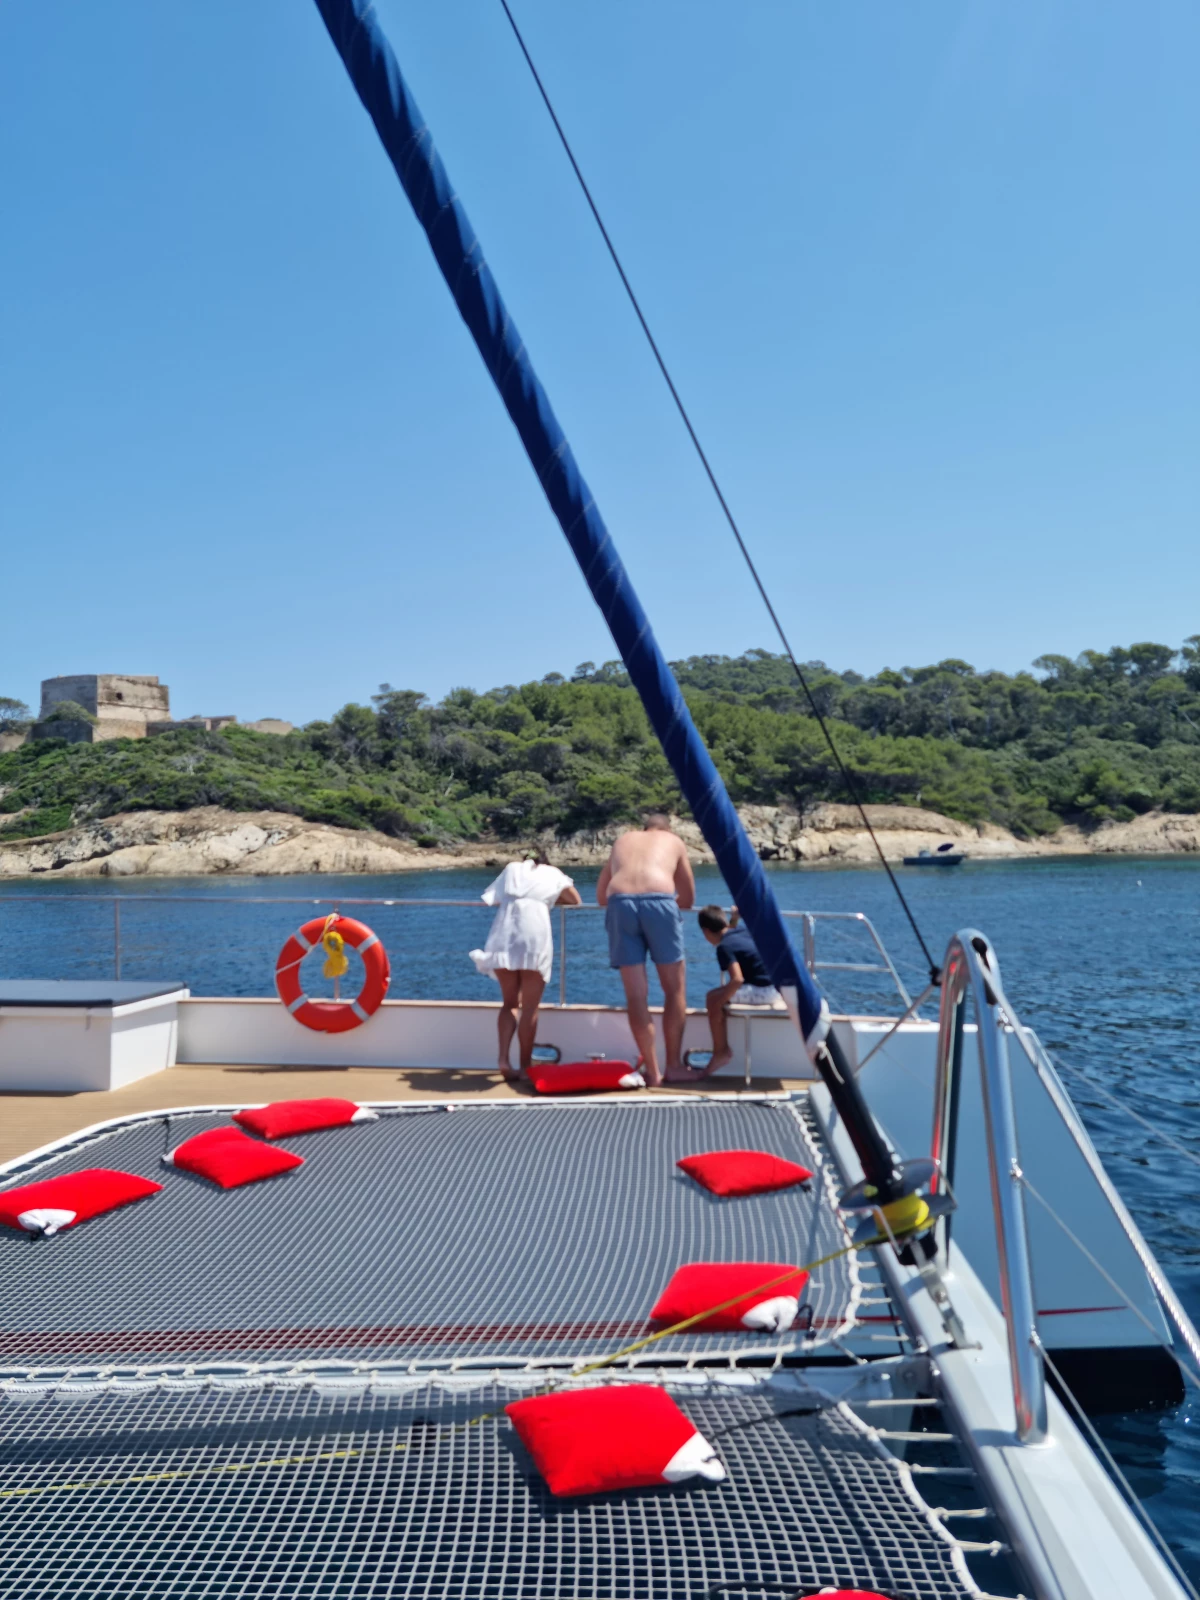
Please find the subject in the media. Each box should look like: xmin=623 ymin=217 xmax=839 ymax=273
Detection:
xmin=802 ymin=913 xmax=816 ymax=979
xmin=977 ymin=1006 xmax=1046 ymax=1443
xmin=558 ymin=905 xmax=567 ymax=1007
xmin=934 ymin=931 xmax=1047 ymax=1444
xmin=113 ymin=899 xmax=121 ymax=981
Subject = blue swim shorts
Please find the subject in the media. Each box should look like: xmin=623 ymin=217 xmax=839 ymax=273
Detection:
xmin=605 ymin=892 xmax=685 ymax=968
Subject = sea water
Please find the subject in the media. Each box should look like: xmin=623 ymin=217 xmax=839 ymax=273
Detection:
xmin=1 ymin=855 xmax=1198 ymax=1576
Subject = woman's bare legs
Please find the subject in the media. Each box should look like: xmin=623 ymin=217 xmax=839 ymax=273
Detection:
xmin=496 ymin=970 xmax=521 ymax=1078
xmin=517 ymin=971 xmax=546 ymax=1074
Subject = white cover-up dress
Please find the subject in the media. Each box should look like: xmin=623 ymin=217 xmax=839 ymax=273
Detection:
xmin=469 ymin=861 xmax=575 ymax=984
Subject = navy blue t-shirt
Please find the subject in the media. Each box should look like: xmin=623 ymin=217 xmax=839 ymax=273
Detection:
xmin=715 ymin=926 xmax=771 ymax=987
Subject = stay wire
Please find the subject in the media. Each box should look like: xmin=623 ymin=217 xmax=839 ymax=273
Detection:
xmin=497 ymin=0 xmax=940 ymax=983
xmin=1039 ymin=1344 xmax=1200 ymax=1600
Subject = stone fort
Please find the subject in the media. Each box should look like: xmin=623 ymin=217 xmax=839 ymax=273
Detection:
xmin=35 ymin=675 xmax=291 ymax=742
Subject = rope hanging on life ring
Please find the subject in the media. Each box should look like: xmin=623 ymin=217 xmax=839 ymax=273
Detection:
xmin=274 ymin=914 xmax=390 ymax=1034
xmin=321 ymin=920 xmax=350 ymax=980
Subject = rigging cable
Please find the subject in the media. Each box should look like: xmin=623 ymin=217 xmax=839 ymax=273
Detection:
xmin=496 ymin=0 xmax=939 ymax=982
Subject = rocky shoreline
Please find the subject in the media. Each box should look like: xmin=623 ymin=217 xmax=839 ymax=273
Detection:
xmin=1 ymin=802 xmax=1198 ymax=879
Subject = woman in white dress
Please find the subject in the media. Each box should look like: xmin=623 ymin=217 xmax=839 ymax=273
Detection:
xmin=470 ymin=853 xmax=582 ymax=1080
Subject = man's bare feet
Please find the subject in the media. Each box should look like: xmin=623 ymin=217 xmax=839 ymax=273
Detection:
xmin=638 ymin=1056 xmax=663 ymax=1087
xmin=499 ymin=1064 xmax=521 ymax=1082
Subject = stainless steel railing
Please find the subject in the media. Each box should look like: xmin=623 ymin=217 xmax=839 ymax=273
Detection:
xmin=0 ymin=893 xmax=914 ymax=1013
xmin=931 ymin=930 xmax=1048 ymax=1444
xmin=796 ymin=909 xmax=912 ymax=1009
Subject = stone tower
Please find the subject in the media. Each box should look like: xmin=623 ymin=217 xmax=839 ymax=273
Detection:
xmin=37 ymin=675 xmax=170 ymax=742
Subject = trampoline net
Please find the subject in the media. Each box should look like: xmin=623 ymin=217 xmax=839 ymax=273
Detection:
xmin=0 ymin=1375 xmax=981 ymax=1600
xmin=0 ymin=1099 xmax=861 ymax=1375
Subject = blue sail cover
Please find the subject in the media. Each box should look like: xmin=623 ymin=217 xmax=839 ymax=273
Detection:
xmin=312 ymin=0 xmax=829 ymax=1053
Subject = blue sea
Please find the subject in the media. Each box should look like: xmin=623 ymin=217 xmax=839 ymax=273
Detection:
xmin=2 ymin=855 xmax=1198 ymax=1577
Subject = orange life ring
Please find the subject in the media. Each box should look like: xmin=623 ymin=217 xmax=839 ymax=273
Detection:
xmin=275 ymin=915 xmax=390 ymax=1033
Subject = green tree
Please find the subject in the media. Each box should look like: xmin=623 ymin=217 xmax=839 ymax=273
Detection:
xmin=0 ymin=697 xmax=31 ymax=730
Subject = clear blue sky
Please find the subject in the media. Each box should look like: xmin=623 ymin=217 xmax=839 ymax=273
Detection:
xmin=1 ymin=1 xmax=1196 ymax=726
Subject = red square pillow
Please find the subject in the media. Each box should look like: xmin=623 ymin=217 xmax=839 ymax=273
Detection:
xmin=0 ymin=1169 xmax=162 ymax=1237
xmin=677 ymin=1149 xmax=812 ymax=1197
xmin=163 ymin=1128 xmax=303 ymax=1189
xmin=650 ymin=1262 xmax=810 ymax=1333
xmin=530 ymin=1061 xmax=645 ymax=1095
xmin=232 ymin=1098 xmax=378 ymax=1140
xmin=505 ymin=1385 xmax=725 ymax=1497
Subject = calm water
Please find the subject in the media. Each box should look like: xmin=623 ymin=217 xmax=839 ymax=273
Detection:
xmin=2 ymin=856 xmax=1198 ymax=1576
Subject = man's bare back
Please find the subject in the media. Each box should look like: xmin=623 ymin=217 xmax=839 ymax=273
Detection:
xmin=599 ymin=826 xmax=694 ymax=904
xmin=596 ymin=816 xmax=696 ymax=1085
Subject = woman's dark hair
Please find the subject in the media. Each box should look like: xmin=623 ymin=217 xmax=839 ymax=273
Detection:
xmin=697 ymin=904 xmax=728 ymax=934
xmin=525 ymin=849 xmax=550 ymax=867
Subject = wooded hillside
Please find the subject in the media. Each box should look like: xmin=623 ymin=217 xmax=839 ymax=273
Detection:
xmin=3 ymin=638 xmax=1199 ymax=844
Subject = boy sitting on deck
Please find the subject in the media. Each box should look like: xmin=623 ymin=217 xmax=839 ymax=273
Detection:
xmin=695 ymin=905 xmax=785 ymax=1076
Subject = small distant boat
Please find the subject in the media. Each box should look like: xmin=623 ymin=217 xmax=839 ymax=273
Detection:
xmin=904 ymin=842 xmax=966 ymax=866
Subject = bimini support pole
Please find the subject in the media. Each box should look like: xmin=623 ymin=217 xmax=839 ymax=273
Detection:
xmin=312 ymin=0 xmax=910 ymax=1207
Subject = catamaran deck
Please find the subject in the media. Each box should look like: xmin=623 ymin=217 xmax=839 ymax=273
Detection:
xmin=0 ymin=1372 xmax=991 ymax=1600
xmin=0 ymin=1065 xmax=811 ymax=1167
xmin=0 ymin=1095 xmax=885 ymax=1375
xmin=0 ymin=1091 xmax=1010 ymax=1599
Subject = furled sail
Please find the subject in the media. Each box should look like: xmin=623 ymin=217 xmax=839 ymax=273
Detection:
xmin=311 ymin=0 xmax=828 ymax=1054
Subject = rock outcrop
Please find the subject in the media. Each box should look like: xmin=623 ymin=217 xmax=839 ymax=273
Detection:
xmin=2 ymin=802 xmax=1198 ymax=879
xmin=0 ymin=809 xmax=474 ymax=878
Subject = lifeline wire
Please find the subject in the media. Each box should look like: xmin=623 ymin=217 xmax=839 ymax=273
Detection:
xmin=1039 ymin=1345 xmax=1200 ymax=1600
xmin=1052 ymin=1056 xmax=1200 ymax=1174
xmin=496 ymin=0 xmax=940 ymax=983
xmin=1019 ymin=1173 xmax=1200 ymax=1394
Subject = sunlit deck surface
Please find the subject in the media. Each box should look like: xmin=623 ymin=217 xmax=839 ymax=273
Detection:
xmin=0 ymin=1065 xmax=810 ymax=1166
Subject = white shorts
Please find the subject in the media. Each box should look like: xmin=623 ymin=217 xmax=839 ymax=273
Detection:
xmin=735 ymin=984 xmax=785 ymax=1008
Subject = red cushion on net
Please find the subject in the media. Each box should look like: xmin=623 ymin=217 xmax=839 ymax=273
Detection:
xmin=650 ymin=1261 xmax=810 ymax=1333
xmin=164 ymin=1128 xmax=304 ymax=1189
xmin=233 ymin=1098 xmax=378 ymax=1140
xmin=796 ymin=1592 xmax=898 ymax=1599
xmin=0 ymin=1168 xmax=162 ymax=1237
xmin=677 ymin=1148 xmax=812 ymax=1197
xmin=505 ymin=1385 xmax=725 ymax=1497
xmin=530 ymin=1061 xmax=645 ymax=1095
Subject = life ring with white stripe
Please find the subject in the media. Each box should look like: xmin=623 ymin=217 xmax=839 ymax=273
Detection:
xmin=275 ymin=915 xmax=390 ymax=1033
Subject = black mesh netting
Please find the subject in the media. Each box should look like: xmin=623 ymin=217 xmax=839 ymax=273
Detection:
xmin=0 ymin=1100 xmax=859 ymax=1372
xmin=0 ymin=1378 xmax=976 ymax=1600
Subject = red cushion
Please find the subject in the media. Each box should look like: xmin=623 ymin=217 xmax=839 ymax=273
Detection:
xmin=164 ymin=1128 xmax=304 ymax=1189
xmin=0 ymin=1168 xmax=162 ymax=1236
xmin=650 ymin=1262 xmax=810 ymax=1333
xmin=505 ymin=1385 xmax=725 ymax=1497
xmin=232 ymin=1097 xmax=378 ymax=1140
xmin=796 ymin=1593 xmax=897 ymax=1599
xmin=677 ymin=1149 xmax=812 ymax=1197
xmin=530 ymin=1061 xmax=645 ymax=1095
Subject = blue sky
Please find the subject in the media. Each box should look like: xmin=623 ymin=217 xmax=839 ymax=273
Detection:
xmin=2 ymin=1 xmax=1196 ymax=726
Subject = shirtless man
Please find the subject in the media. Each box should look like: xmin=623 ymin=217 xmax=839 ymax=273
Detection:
xmin=595 ymin=813 xmax=696 ymax=1085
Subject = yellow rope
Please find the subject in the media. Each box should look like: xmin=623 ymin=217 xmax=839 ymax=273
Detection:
xmin=321 ymin=916 xmax=349 ymax=980
xmin=0 ymin=1229 xmax=905 ymax=1502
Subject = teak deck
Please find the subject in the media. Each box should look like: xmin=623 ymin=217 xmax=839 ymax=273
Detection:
xmin=0 ymin=1065 xmax=806 ymax=1167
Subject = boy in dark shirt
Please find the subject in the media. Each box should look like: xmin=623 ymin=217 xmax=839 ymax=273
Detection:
xmin=695 ymin=905 xmax=784 ymax=1074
